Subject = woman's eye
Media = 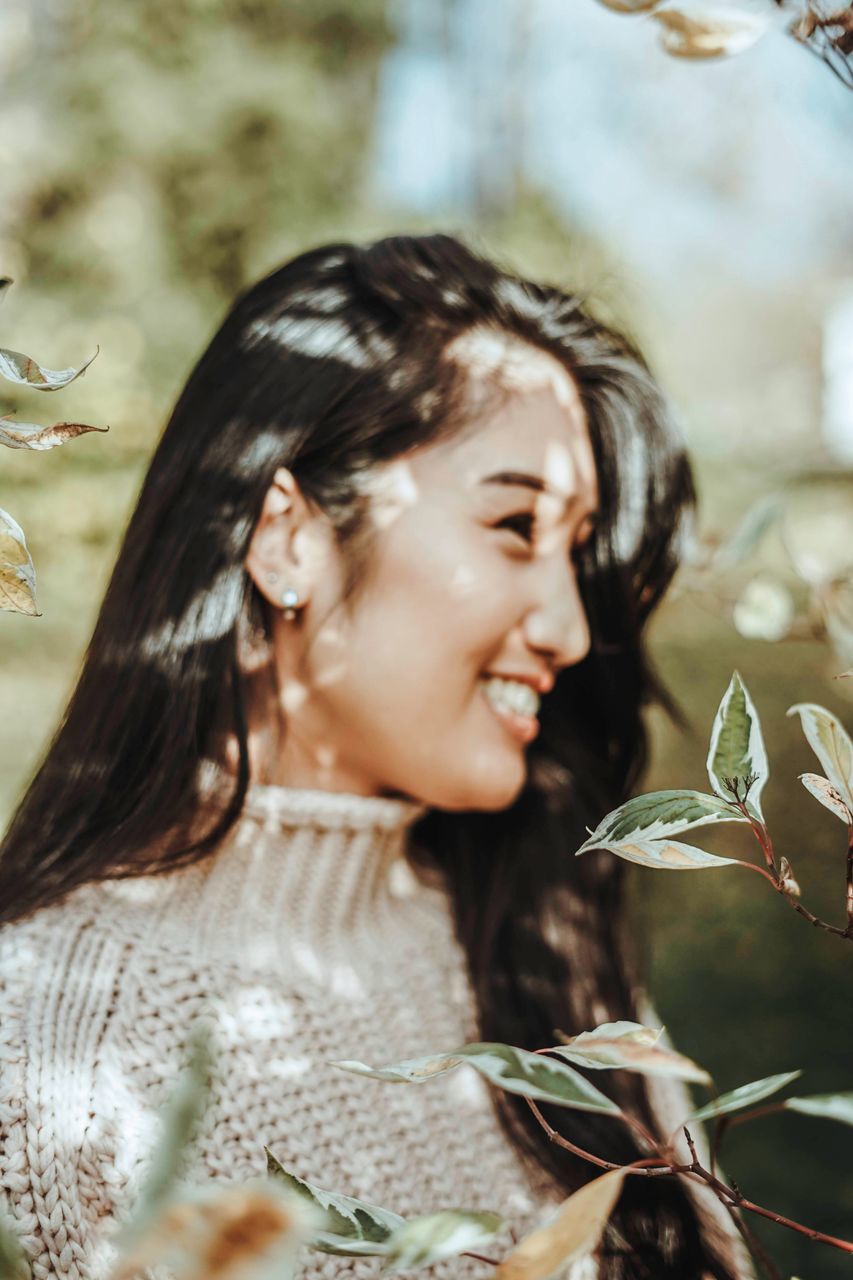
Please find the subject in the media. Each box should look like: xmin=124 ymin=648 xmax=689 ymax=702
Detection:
xmin=496 ymin=512 xmax=536 ymax=543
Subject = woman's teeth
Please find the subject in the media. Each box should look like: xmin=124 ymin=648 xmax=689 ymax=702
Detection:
xmin=478 ymin=676 xmax=541 ymax=718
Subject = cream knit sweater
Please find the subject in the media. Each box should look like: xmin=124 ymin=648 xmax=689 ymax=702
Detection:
xmin=0 ymin=773 xmax=752 ymax=1280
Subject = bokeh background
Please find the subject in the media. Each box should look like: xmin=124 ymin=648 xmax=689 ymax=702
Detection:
xmin=1 ymin=0 xmax=852 ymax=1273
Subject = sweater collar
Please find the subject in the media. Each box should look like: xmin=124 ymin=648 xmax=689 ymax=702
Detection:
xmin=150 ymin=760 xmax=438 ymax=963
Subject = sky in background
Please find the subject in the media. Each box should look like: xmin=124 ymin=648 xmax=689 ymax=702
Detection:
xmin=372 ymin=0 xmax=853 ymax=294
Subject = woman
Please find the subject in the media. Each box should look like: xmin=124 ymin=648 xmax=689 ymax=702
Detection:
xmin=0 ymin=235 xmax=752 ymax=1279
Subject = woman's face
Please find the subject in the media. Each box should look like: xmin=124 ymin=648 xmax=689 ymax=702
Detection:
xmin=246 ymin=332 xmax=600 ymax=810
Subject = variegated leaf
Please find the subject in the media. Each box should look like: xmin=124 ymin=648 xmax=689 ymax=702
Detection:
xmin=384 ymin=1211 xmax=505 ymax=1271
xmin=687 ymin=1070 xmax=802 ymax=1125
xmin=578 ymin=835 xmax=739 ymax=871
xmin=783 ymin=1092 xmax=853 ymax=1126
xmin=575 ymin=789 xmax=746 ymax=858
xmin=265 ymin=1149 xmax=405 ymax=1256
xmin=706 ymin=671 xmax=768 ymax=820
xmin=0 ymin=415 xmax=108 ymax=451
xmin=0 ymin=344 xmax=98 ymax=390
xmin=798 ymin=773 xmax=851 ymax=825
xmin=330 ymin=1043 xmax=622 ymax=1116
xmin=0 ymin=506 xmax=38 ymax=616
xmin=494 ymin=1167 xmax=628 ymax=1280
xmin=553 ymin=1022 xmax=710 ymax=1084
xmin=787 ymin=703 xmax=853 ymax=815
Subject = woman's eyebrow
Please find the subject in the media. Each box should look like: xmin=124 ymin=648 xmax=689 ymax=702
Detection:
xmin=479 ymin=470 xmax=599 ymax=519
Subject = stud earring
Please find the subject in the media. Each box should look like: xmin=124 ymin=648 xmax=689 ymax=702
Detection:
xmin=281 ymin=587 xmax=301 ymax=621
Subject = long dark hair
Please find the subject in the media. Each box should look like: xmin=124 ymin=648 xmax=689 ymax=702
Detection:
xmin=0 ymin=234 xmax=741 ymax=1278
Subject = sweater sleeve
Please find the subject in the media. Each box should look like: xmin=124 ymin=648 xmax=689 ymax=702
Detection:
xmin=1 ymin=908 xmax=137 ymax=1280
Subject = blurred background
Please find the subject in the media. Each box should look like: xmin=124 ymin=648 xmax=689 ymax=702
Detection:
xmin=1 ymin=0 xmax=851 ymax=1272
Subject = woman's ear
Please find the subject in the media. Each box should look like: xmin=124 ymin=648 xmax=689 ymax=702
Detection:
xmin=245 ymin=467 xmax=317 ymax=607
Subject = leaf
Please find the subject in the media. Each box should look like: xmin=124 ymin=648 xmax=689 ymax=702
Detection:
xmin=383 ymin=1210 xmax=505 ymax=1271
xmin=687 ymin=1070 xmax=802 ymax=1124
xmin=706 ymin=671 xmax=768 ymax=820
xmin=783 ymin=1092 xmax=853 ymax=1126
xmin=0 ymin=507 xmax=38 ymax=616
xmin=575 ymin=789 xmax=747 ymax=856
xmin=0 ymin=415 xmax=108 ymax=451
xmin=117 ymin=1022 xmax=214 ymax=1248
xmin=0 ymin=344 xmax=98 ymax=391
xmin=819 ymin=578 xmax=853 ymax=670
xmin=577 ymin=834 xmax=740 ymax=871
xmin=711 ymin=493 xmax=786 ymax=570
xmin=330 ymin=1043 xmax=623 ymax=1116
xmin=265 ymin=1149 xmax=405 ymax=1256
xmin=786 ymin=703 xmax=853 ymax=815
xmin=798 ymin=773 xmax=851 ymax=825
xmin=111 ymin=1180 xmax=316 ymax=1280
xmin=650 ymin=3 xmax=770 ymax=56
xmin=553 ymin=1021 xmax=711 ymax=1085
xmin=732 ymin=575 xmax=795 ymax=642
xmin=494 ymin=1167 xmax=629 ymax=1280
xmin=0 ymin=1194 xmax=30 ymax=1280
xmin=593 ymin=0 xmax=663 ymax=10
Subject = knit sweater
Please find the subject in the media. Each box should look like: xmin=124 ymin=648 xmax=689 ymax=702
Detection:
xmin=0 ymin=772 xmax=753 ymax=1280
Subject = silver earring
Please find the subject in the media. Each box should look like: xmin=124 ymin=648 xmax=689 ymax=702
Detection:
xmin=281 ymin=587 xmax=301 ymax=621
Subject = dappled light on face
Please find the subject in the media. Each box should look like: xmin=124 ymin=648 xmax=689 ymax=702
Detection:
xmin=449 ymin=561 xmax=478 ymax=597
xmin=367 ymin=458 xmax=421 ymax=531
xmin=311 ymin=622 xmax=353 ymax=690
xmin=280 ymin=680 xmax=308 ymax=714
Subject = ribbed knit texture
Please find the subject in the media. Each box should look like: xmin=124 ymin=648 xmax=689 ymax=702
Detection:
xmin=0 ymin=771 xmax=752 ymax=1280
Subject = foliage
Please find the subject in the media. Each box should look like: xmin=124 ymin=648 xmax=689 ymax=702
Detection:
xmin=0 ymin=277 xmax=105 ymax=614
xmin=577 ymin=671 xmax=853 ymax=940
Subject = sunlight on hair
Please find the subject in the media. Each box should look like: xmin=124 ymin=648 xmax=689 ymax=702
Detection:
xmin=612 ymin=429 xmax=648 ymax=564
xmin=445 ymin=323 xmax=577 ymax=411
xmin=247 ymin=315 xmax=386 ymax=369
xmin=140 ymin=569 xmax=242 ymax=657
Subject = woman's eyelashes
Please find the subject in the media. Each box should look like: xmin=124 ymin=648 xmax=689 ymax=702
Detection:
xmin=495 ymin=511 xmax=592 ymax=563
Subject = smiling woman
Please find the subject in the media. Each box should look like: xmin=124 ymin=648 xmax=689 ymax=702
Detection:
xmin=0 ymin=235 xmax=751 ymax=1279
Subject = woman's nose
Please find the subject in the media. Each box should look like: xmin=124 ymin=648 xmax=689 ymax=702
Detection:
xmin=522 ymin=562 xmax=592 ymax=672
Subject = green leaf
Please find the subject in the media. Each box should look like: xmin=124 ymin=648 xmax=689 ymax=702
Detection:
xmin=330 ymin=1043 xmax=623 ymax=1116
xmin=783 ymin=1092 xmax=853 ymax=1126
xmin=706 ymin=671 xmax=768 ymax=820
xmin=117 ymin=1022 xmax=214 ymax=1248
xmin=576 ymin=790 xmax=746 ymax=858
xmin=552 ymin=1021 xmax=711 ymax=1085
xmin=0 ymin=507 xmax=38 ymax=616
xmin=382 ymin=1211 xmax=505 ymax=1271
xmin=798 ymin=773 xmax=852 ymax=825
xmin=712 ymin=493 xmax=786 ymax=570
xmin=265 ymin=1149 xmax=405 ymax=1256
xmin=0 ymin=345 xmax=98 ymax=391
xmin=494 ymin=1167 xmax=628 ymax=1280
xmin=787 ymin=703 xmax=853 ymax=815
xmin=0 ymin=1194 xmax=30 ymax=1280
xmin=0 ymin=415 xmax=108 ymax=451
xmin=687 ymin=1070 xmax=802 ymax=1124
xmin=577 ymin=834 xmax=739 ymax=871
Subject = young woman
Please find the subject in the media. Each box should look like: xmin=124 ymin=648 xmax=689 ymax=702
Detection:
xmin=0 ymin=235 xmax=752 ymax=1279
